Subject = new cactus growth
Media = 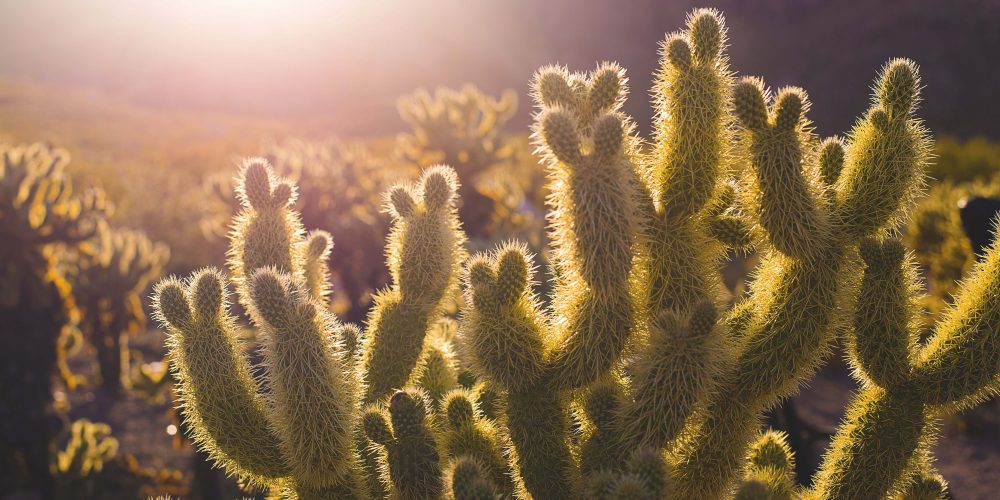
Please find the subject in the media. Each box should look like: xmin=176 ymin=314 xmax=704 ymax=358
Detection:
xmin=149 ymin=8 xmax=998 ymax=500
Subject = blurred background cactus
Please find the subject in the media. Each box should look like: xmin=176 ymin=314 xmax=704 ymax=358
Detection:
xmin=0 ymin=143 xmax=106 ymax=496
xmin=52 ymin=419 xmax=119 ymax=500
xmin=64 ymin=222 xmax=169 ymax=396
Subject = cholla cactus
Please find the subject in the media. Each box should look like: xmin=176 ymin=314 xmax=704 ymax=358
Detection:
xmin=52 ymin=419 xmax=119 ymax=500
xmin=0 ymin=143 xmax=105 ymax=495
xmin=397 ymin=85 xmax=518 ymax=237
xmin=66 ymin=222 xmax=169 ymax=395
xmin=150 ymin=8 xmax=1000 ymax=500
xmin=201 ymin=140 xmax=408 ymax=323
xmin=153 ymin=159 xmax=464 ymax=498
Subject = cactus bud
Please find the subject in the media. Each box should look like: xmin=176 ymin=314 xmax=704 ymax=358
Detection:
xmin=870 ymin=107 xmax=890 ymax=130
xmin=421 ymin=166 xmax=456 ymax=212
xmin=734 ymin=78 xmax=768 ymax=131
xmin=748 ymin=430 xmax=795 ymax=475
xmin=450 ymin=457 xmax=496 ymax=500
xmin=689 ymin=9 xmax=723 ymax=63
xmin=495 ymin=244 xmax=529 ymax=306
xmin=445 ymin=392 xmax=476 ymax=428
xmin=363 ymin=408 xmax=393 ymax=445
xmin=154 ymin=280 xmax=191 ymax=327
xmin=239 ymin=159 xmax=272 ymax=210
xmin=389 ymin=389 xmax=427 ymax=438
xmin=774 ymin=88 xmax=804 ymax=132
xmin=689 ymin=300 xmax=717 ymax=339
xmin=665 ymin=35 xmax=692 ymax=71
xmin=306 ymin=230 xmax=332 ymax=260
xmin=536 ymin=66 xmax=576 ymax=109
xmin=271 ymin=182 xmax=294 ymax=208
xmin=877 ymin=58 xmax=919 ymax=116
xmin=249 ymin=270 xmax=294 ymax=327
xmin=192 ymin=269 xmax=224 ymax=319
xmin=592 ymin=113 xmax=624 ymax=162
xmin=389 ymin=186 xmax=416 ymax=218
xmin=627 ymin=447 xmax=670 ymax=499
xmin=819 ymin=137 xmax=846 ymax=186
xmin=588 ymin=64 xmax=624 ymax=114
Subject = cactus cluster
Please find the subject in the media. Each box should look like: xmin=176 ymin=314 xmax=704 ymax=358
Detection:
xmin=65 ymin=222 xmax=169 ymax=395
xmin=154 ymin=158 xmax=464 ymax=498
xmin=151 ymin=8 xmax=1000 ymax=500
xmin=0 ymin=143 xmax=106 ymax=495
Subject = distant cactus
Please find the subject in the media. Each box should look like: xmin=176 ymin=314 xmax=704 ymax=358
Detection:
xmin=397 ymin=85 xmax=519 ymax=237
xmin=905 ymin=180 xmax=1000 ymax=327
xmin=66 ymin=222 xmax=169 ymax=395
xmin=52 ymin=419 xmax=119 ymax=500
xmin=129 ymin=357 xmax=171 ymax=403
xmin=0 ymin=143 xmax=106 ymax=496
xmin=148 ymin=8 xmax=1000 ymax=500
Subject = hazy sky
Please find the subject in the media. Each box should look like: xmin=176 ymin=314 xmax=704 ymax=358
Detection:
xmin=2 ymin=0 xmax=998 ymax=137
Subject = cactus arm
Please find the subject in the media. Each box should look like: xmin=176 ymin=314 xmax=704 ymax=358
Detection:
xmin=579 ymin=379 xmax=630 ymax=474
xmin=734 ymin=80 xmax=832 ymax=261
xmin=448 ymin=456 xmax=499 ymax=500
xmin=459 ymin=245 xmax=547 ymax=393
xmin=152 ymin=271 xmax=288 ymax=484
xmin=370 ymin=390 xmax=444 ymax=500
xmin=674 ymin=76 xmax=847 ymax=498
xmin=847 ymin=238 xmax=917 ymax=388
xmin=835 ymin=60 xmax=931 ymax=241
xmin=302 ymin=230 xmax=333 ymax=302
xmin=227 ymin=158 xmax=304 ymax=307
xmin=813 ymin=386 xmax=926 ymax=500
xmin=533 ymin=65 xmax=640 ymax=390
xmin=441 ymin=389 xmax=515 ymax=497
xmin=360 ymin=166 xmax=465 ymax=404
xmin=622 ymin=302 xmax=725 ymax=449
xmin=247 ymin=270 xmax=362 ymax=492
xmin=505 ymin=387 xmax=576 ymax=499
xmin=652 ymin=10 xmax=731 ymax=221
xmin=909 ymin=237 xmax=1000 ymax=407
